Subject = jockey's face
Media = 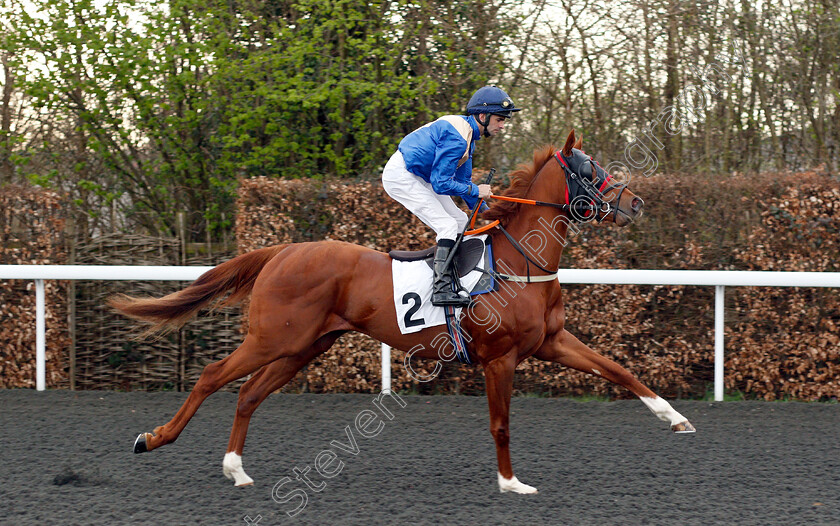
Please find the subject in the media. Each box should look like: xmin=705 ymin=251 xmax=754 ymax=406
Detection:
xmin=480 ymin=114 xmax=508 ymax=137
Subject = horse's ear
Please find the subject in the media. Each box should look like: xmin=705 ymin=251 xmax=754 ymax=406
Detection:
xmin=573 ymin=133 xmax=583 ymax=151
xmin=562 ymin=129 xmax=575 ymax=156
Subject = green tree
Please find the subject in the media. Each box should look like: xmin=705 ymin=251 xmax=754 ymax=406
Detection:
xmin=12 ymin=0 xmax=519 ymax=239
xmin=16 ymin=0 xmax=222 ymax=236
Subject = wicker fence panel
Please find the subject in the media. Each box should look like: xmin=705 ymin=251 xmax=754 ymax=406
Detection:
xmin=180 ymin=249 xmax=245 ymax=392
xmin=72 ymin=233 xmax=241 ymax=391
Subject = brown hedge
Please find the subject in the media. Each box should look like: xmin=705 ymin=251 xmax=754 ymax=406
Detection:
xmin=0 ymin=185 xmax=69 ymax=388
xmin=728 ymin=177 xmax=840 ymax=400
xmin=3 ymin=169 xmax=835 ymax=400
xmin=235 ymin=169 xmax=840 ymax=400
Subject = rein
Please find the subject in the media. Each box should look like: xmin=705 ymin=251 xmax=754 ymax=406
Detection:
xmin=486 ymin=153 xmax=624 ymax=219
xmin=488 ymin=194 xmax=606 ymax=214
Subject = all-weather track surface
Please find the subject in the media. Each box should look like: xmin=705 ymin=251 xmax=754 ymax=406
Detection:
xmin=1 ymin=391 xmax=839 ymax=526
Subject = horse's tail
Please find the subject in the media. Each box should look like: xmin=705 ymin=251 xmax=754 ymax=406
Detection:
xmin=108 ymin=245 xmax=288 ymax=334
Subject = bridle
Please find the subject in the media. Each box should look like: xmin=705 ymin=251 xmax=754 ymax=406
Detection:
xmin=485 ymin=151 xmax=630 ymax=223
xmin=554 ymin=151 xmax=630 ymax=224
xmin=484 ymin=149 xmax=631 ymax=283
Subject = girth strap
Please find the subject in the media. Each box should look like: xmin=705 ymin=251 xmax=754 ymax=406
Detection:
xmin=495 ymin=272 xmax=557 ymax=283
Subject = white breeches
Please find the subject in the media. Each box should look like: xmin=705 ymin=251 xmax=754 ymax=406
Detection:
xmin=382 ymin=151 xmax=469 ymax=241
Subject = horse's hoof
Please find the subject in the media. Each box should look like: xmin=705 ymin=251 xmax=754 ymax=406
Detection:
xmin=223 ymin=452 xmax=255 ymax=486
xmin=498 ymin=473 xmax=539 ymax=494
xmin=133 ymin=433 xmax=151 ymax=453
xmin=671 ymin=421 xmax=696 ymax=434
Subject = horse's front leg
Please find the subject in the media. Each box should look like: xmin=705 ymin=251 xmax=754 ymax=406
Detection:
xmin=484 ymin=353 xmax=538 ymax=494
xmin=535 ymin=329 xmax=695 ymax=433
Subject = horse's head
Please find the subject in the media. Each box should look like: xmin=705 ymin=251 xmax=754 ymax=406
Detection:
xmin=557 ymin=130 xmax=644 ymax=227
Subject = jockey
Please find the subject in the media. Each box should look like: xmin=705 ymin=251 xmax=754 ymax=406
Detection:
xmin=382 ymin=85 xmax=521 ymax=307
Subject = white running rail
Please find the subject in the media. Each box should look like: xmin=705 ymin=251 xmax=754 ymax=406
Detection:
xmin=552 ymin=270 xmax=840 ymax=401
xmin=3 ymin=265 xmax=840 ymax=399
xmin=0 ymin=265 xmax=212 ymax=391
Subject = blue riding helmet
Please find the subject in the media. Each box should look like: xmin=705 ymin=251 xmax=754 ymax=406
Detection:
xmin=466 ymin=86 xmax=522 ymax=118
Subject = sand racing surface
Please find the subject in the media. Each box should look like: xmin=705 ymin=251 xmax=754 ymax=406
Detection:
xmin=1 ymin=390 xmax=839 ymax=525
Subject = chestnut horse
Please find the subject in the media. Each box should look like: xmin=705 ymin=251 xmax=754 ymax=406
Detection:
xmin=111 ymin=130 xmax=694 ymax=494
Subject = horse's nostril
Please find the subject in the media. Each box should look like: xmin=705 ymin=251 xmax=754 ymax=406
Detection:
xmin=631 ymin=197 xmax=644 ymax=212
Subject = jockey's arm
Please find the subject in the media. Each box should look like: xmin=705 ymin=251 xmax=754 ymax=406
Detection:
xmin=429 ymin=133 xmax=480 ymax=200
xmin=454 ymin=160 xmax=490 ymax=211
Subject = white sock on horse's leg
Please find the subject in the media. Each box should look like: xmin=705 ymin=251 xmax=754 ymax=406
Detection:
xmin=497 ymin=472 xmax=538 ymax=494
xmin=639 ymin=396 xmax=687 ymax=426
xmin=223 ymin=452 xmax=254 ymax=487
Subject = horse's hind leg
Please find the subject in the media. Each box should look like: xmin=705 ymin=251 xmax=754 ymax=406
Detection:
xmin=223 ymin=331 xmax=345 ymax=487
xmin=134 ymin=334 xmax=285 ymax=453
xmin=534 ymin=329 xmax=695 ymax=433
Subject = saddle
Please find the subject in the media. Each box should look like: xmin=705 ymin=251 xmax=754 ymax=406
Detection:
xmin=388 ymin=238 xmax=486 ymax=278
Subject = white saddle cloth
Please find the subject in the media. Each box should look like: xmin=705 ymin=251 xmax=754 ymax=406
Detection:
xmin=391 ymin=236 xmax=488 ymax=335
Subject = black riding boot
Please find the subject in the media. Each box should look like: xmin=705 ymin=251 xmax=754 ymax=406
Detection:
xmin=432 ymin=239 xmax=472 ymax=308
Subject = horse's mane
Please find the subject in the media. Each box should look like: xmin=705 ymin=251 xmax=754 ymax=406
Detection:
xmin=482 ymin=144 xmax=557 ymax=225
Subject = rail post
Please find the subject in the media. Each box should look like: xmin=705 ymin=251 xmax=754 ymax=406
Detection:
xmin=381 ymin=343 xmax=391 ymax=393
xmin=714 ymin=285 xmax=725 ymax=401
xmin=36 ymin=279 xmax=46 ymax=391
